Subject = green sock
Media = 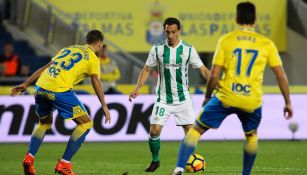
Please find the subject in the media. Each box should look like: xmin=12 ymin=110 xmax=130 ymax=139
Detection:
xmin=149 ymin=137 xmax=160 ymax=162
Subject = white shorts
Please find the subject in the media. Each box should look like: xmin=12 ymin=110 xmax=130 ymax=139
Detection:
xmin=150 ymin=99 xmax=195 ymax=126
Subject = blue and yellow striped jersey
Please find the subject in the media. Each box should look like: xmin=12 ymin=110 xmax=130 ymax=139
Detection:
xmin=36 ymin=45 xmax=100 ymax=92
xmin=213 ymin=27 xmax=282 ymax=111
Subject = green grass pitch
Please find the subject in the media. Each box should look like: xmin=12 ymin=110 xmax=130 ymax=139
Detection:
xmin=0 ymin=141 xmax=306 ymax=175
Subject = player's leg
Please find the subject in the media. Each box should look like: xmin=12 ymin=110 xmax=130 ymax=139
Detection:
xmin=55 ymin=114 xmax=92 ymax=175
xmin=182 ymin=124 xmax=192 ymax=134
xmin=175 ymin=99 xmax=196 ymax=135
xmin=53 ymin=90 xmax=91 ymax=175
xmin=27 ymin=115 xmax=53 ymax=157
xmin=242 ymin=130 xmax=258 ymax=175
xmin=23 ymin=115 xmax=52 ymax=175
xmin=23 ymin=86 xmax=54 ymax=175
xmin=145 ymin=102 xmax=170 ymax=172
xmin=173 ymin=125 xmax=207 ymax=174
xmin=237 ymin=107 xmax=262 ymax=175
xmin=145 ymin=124 xmax=163 ymax=172
xmin=173 ymin=99 xmax=200 ymax=173
xmin=61 ymin=114 xmax=93 ymax=162
xmin=173 ymin=96 xmax=231 ymax=174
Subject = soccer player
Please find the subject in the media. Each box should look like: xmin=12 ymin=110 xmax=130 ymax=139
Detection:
xmin=11 ymin=30 xmax=111 ymax=175
xmin=129 ymin=17 xmax=210 ymax=172
xmin=172 ymin=2 xmax=293 ymax=175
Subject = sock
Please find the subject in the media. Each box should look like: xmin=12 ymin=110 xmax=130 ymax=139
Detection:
xmin=242 ymin=133 xmax=258 ymax=175
xmin=28 ymin=123 xmax=51 ymax=156
xmin=176 ymin=128 xmax=201 ymax=168
xmin=60 ymin=159 xmax=70 ymax=163
xmin=62 ymin=121 xmax=93 ymax=161
xmin=173 ymin=167 xmax=184 ymax=173
xmin=149 ymin=136 xmax=160 ymax=162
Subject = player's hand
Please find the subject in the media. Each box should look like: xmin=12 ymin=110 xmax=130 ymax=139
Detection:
xmin=202 ymin=98 xmax=210 ymax=107
xmin=129 ymin=88 xmax=140 ymax=102
xmin=284 ymin=103 xmax=293 ymax=120
xmin=11 ymin=83 xmax=28 ymax=97
xmin=103 ymin=106 xmax=111 ymax=124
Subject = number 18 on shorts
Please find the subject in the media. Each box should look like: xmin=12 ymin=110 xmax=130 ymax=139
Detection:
xmin=150 ymin=100 xmax=195 ymax=126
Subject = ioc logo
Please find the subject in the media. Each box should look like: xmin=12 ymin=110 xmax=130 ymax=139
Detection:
xmin=232 ymin=83 xmax=250 ymax=93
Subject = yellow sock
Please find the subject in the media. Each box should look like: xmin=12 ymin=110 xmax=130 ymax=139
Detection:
xmin=28 ymin=122 xmax=51 ymax=155
xmin=63 ymin=121 xmax=93 ymax=161
xmin=32 ymin=123 xmax=51 ymax=139
xmin=71 ymin=121 xmax=93 ymax=141
xmin=244 ymin=133 xmax=258 ymax=154
xmin=184 ymin=128 xmax=201 ymax=147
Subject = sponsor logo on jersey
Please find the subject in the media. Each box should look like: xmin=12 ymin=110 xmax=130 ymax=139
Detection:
xmin=164 ymin=63 xmax=182 ymax=69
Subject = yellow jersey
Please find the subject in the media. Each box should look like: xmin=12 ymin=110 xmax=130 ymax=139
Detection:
xmin=36 ymin=45 xmax=100 ymax=92
xmin=213 ymin=27 xmax=282 ymax=111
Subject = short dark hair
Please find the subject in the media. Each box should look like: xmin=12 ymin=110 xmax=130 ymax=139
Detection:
xmin=163 ymin=17 xmax=181 ymax=30
xmin=236 ymin=1 xmax=256 ymax=25
xmin=86 ymin=30 xmax=104 ymax=44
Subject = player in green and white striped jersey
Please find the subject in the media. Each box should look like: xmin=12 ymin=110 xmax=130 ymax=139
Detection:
xmin=129 ymin=17 xmax=210 ymax=172
xmin=147 ymin=38 xmax=203 ymax=104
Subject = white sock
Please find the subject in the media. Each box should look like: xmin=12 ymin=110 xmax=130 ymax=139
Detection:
xmin=61 ymin=159 xmax=70 ymax=163
xmin=174 ymin=167 xmax=184 ymax=173
xmin=28 ymin=153 xmax=35 ymax=158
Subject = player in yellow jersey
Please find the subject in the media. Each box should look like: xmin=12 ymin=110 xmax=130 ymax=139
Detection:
xmin=11 ymin=30 xmax=111 ymax=175
xmin=172 ymin=2 xmax=293 ymax=175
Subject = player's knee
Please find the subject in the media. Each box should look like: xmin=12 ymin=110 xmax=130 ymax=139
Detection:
xmin=245 ymin=129 xmax=257 ymax=137
xmin=81 ymin=120 xmax=93 ymax=130
xmin=38 ymin=122 xmax=52 ymax=130
xmin=39 ymin=114 xmax=53 ymax=125
xmin=244 ymin=132 xmax=258 ymax=153
xmin=150 ymin=130 xmax=160 ymax=138
xmin=184 ymin=128 xmax=201 ymax=146
xmin=149 ymin=128 xmax=161 ymax=138
xmin=149 ymin=132 xmax=160 ymax=138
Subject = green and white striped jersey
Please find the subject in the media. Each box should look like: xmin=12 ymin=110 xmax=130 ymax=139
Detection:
xmin=146 ymin=39 xmax=204 ymax=104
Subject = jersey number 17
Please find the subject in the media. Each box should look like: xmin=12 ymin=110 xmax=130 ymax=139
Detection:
xmin=233 ymin=48 xmax=258 ymax=77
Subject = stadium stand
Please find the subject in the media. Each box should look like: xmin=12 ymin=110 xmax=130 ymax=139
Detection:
xmin=0 ymin=22 xmax=51 ymax=85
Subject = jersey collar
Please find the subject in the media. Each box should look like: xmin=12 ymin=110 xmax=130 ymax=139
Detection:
xmin=85 ymin=44 xmax=95 ymax=52
xmin=238 ymin=26 xmax=255 ymax=32
xmin=166 ymin=39 xmax=182 ymax=49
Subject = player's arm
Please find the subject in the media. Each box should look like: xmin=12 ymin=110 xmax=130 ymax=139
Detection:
xmin=203 ymin=65 xmax=222 ymax=105
xmin=129 ymin=65 xmax=152 ymax=102
xmin=271 ymin=66 xmax=293 ymax=119
xmin=11 ymin=61 xmax=53 ymax=96
xmin=91 ymin=74 xmax=111 ymax=123
xmin=129 ymin=46 xmax=156 ymax=102
xmin=198 ymin=65 xmax=211 ymax=82
xmin=190 ymin=47 xmax=210 ymax=81
xmin=268 ymin=41 xmax=293 ymax=119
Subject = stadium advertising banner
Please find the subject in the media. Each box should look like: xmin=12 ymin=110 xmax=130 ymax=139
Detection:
xmin=46 ymin=0 xmax=287 ymax=52
xmin=0 ymin=95 xmax=306 ymax=142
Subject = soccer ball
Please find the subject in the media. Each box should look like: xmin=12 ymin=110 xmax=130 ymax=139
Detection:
xmin=185 ymin=153 xmax=206 ymax=173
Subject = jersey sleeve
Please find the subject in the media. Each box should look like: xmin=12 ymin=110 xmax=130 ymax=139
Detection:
xmin=145 ymin=46 xmax=157 ymax=67
xmin=189 ymin=47 xmax=204 ymax=68
xmin=267 ymin=41 xmax=282 ymax=67
xmin=87 ymin=53 xmax=101 ymax=77
xmin=212 ymin=38 xmax=225 ymax=66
